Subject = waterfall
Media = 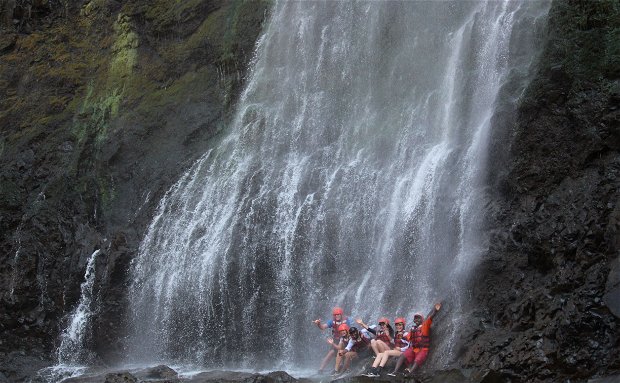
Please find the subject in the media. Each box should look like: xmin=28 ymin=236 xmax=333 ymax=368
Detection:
xmin=126 ymin=0 xmax=549 ymax=370
xmin=57 ymin=249 xmax=100 ymax=365
xmin=34 ymin=250 xmax=101 ymax=382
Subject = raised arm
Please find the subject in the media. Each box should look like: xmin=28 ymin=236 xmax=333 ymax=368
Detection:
xmin=356 ymin=318 xmax=376 ymax=334
xmin=313 ymin=318 xmax=329 ymax=330
xmin=426 ymin=302 xmax=442 ymax=321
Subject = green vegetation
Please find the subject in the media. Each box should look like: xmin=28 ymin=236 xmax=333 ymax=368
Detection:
xmin=72 ymin=83 xmax=123 ymax=146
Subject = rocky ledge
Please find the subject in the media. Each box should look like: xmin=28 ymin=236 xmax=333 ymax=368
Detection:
xmin=26 ymin=365 xmax=620 ymax=383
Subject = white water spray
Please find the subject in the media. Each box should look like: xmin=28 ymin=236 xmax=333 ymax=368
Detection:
xmin=57 ymin=249 xmax=100 ymax=365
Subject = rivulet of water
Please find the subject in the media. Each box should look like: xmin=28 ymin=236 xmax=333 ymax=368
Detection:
xmin=126 ymin=0 xmax=549 ymax=370
xmin=57 ymin=249 xmax=100 ymax=365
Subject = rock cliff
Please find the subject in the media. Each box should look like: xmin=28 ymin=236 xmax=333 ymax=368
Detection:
xmin=0 ymin=0 xmax=269 ymax=378
xmin=463 ymin=0 xmax=620 ymax=381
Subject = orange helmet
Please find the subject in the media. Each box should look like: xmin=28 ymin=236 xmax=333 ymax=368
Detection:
xmin=338 ymin=323 xmax=350 ymax=332
xmin=378 ymin=317 xmax=390 ymax=325
xmin=395 ymin=317 xmax=406 ymax=326
xmin=332 ymin=307 xmax=344 ymax=316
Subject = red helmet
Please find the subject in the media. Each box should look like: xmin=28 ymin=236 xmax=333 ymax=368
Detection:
xmin=395 ymin=317 xmax=406 ymax=326
xmin=332 ymin=307 xmax=344 ymax=316
xmin=378 ymin=317 xmax=390 ymax=325
xmin=338 ymin=323 xmax=350 ymax=332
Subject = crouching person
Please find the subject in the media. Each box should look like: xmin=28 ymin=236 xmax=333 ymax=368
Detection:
xmin=334 ymin=326 xmax=372 ymax=375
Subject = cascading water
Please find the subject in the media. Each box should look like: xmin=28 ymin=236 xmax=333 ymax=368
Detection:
xmin=127 ymin=0 xmax=549 ymax=370
xmin=36 ymin=250 xmax=100 ymax=382
xmin=57 ymin=249 xmax=100 ymax=366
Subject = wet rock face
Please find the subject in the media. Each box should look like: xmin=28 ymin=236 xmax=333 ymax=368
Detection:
xmin=464 ymin=0 xmax=620 ymax=381
xmin=0 ymin=0 xmax=269 ymax=376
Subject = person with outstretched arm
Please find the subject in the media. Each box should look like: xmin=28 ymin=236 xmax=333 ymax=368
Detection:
xmin=312 ymin=307 xmax=352 ymax=373
xmin=389 ymin=302 xmax=442 ymax=376
xmin=355 ymin=316 xmax=394 ymax=356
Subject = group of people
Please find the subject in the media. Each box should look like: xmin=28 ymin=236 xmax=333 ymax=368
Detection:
xmin=312 ymin=302 xmax=442 ymax=377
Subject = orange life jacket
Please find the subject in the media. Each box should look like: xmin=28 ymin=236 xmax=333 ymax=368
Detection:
xmin=408 ymin=318 xmax=431 ymax=349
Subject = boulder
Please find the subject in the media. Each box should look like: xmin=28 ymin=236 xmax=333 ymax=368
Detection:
xmin=104 ymin=371 xmax=137 ymax=383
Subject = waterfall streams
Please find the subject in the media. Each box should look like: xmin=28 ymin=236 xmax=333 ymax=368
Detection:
xmin=36 ymin=250 xmax=101 ymax=382
xmin=58 ymin=249 xmax=100 ymax=366
xmin=126 ymin=0 xmax=549 ymax=370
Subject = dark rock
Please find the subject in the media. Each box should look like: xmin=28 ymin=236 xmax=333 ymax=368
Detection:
xmin=186 ymin=370 xmax=302 ymax=383
xmin=265 ymin=371 xmax=300 ymax=383
xmin=587 ymin=375 xmax=620 ymax=383
xmin=603 ymin=256 xmax=620 ymax=318
xmin=104 ymin=371 xmax=137 ymax=383
xmin=0 ymin=32 xmax=16 ymax=54
xmin=469 ymin=0 xmax=620 ymax=381
xmin=0 ymin=351 xmax=52 ymax=382
xmin=141 ymin=365 xmax=179 ymax=380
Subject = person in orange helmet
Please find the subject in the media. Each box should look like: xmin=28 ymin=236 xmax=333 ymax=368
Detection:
xmin=329 ymin=323 xmax=352 ymax=376
xmin=363 ymin=317 xmax=409 ymax=377
xmin=313 ymin=306 xmax=352 ymax=373
xmin=355 ymin=316 xmax=394 ymax=356
xmin=391 ymin=302 xmax=442 ymax=376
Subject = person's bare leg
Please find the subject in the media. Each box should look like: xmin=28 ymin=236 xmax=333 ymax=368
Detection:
xmin=377 ymin=341 xmax=390 ymax=354
xmin=334 ymin=352 xmax=343 ymax=372
xmin=379 ymin=350 xmax=401 ymax=367
xmin=371 ymin=352 xmax=384 ymax=368
xmin=370 ymin=339 xmax=381 ymax=356
xmin=343 ymin=352 xmax=357 ymax=371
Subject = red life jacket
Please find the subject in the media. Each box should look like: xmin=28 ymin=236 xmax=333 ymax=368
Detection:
xmin=394 ymin=330 xmax=408 ymax=348
xmin=408 ymin=324 xmax=430 ymax=349
xmin=375 ymin=328 xmax=391 ymax=344
xmin=350 ymin=334 xmax=371 ymax=352
xmin=330 ymin=317 xmax=348 ymax=339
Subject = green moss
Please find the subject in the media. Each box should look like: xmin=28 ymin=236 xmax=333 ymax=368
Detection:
xmin=143 ymin=0 xmax=206 ymax=32
xmin=72 ymin=83 xmax=123 ymax=146
xmin=107 ymin=14 xmax=139 ymax=87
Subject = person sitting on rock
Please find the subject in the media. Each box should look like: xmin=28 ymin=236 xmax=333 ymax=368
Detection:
xmin=365 ymin=317 xmax=410 ymax=377
xmin=390 ymin=302 xmax=442 ymax=376
xmin=334 ymin=325 xmax=372 ymax=376
xmin=313 ymin=306 xmax=352 ymax=373
xmin=356 ymin=316 xmax=394 ymax=357
xmin=329 ymin=323 xmax=352 ymax=376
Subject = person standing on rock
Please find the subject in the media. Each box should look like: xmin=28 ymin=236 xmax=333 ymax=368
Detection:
xmin=313 ymin=306 xmax=353 ymax=373
xmin=390 ymin=302 xmax=442 ymax=376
